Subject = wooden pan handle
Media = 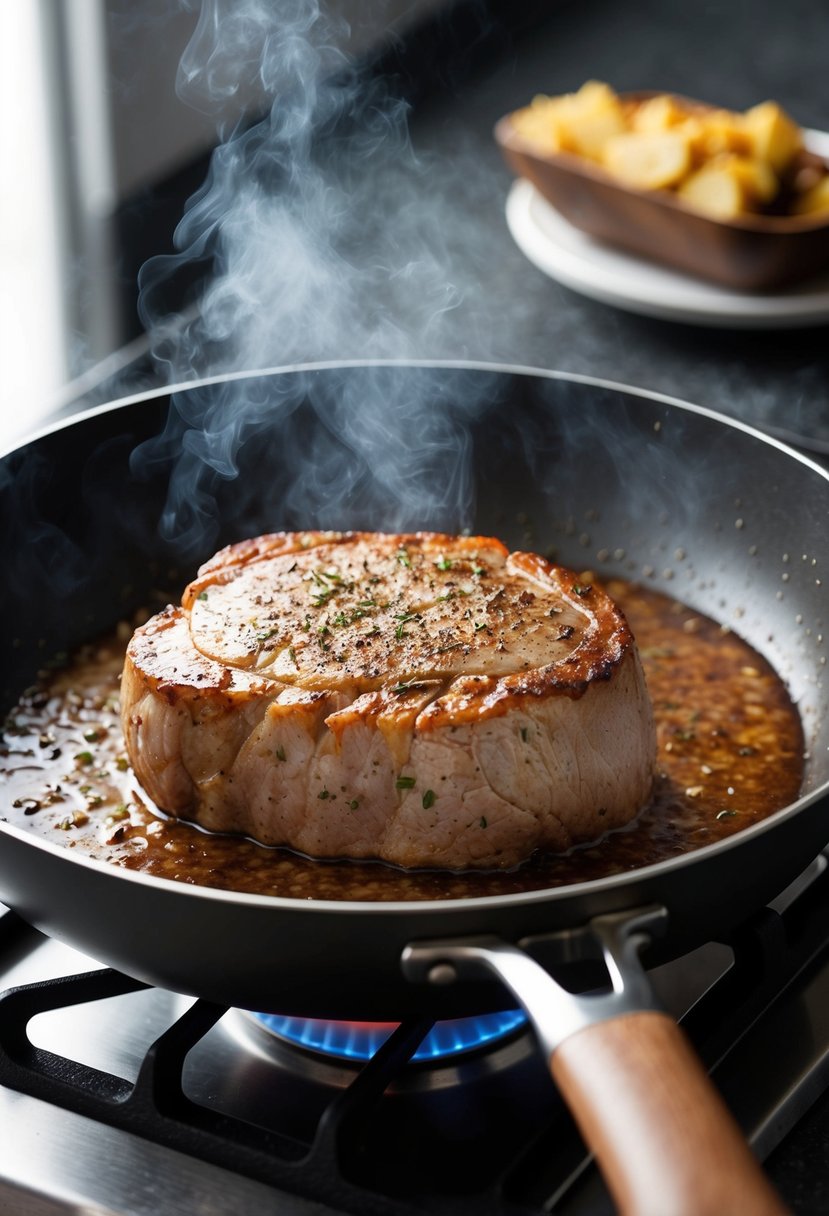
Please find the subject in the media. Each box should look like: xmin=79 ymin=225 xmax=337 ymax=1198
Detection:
xmin=550 ymin=1010 xmax=787 ymax=1216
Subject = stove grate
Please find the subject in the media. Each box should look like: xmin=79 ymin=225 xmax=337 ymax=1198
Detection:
xmin=0 ymin=958 xmax=447 ymax=1214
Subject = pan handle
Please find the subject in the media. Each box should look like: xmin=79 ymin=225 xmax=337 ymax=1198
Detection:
xmin=401 ymin=909 xmax=787 ymax=1216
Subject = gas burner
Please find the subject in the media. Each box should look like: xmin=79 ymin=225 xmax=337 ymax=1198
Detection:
xmin=247 ymin=1009 xmax=528 ymax=1063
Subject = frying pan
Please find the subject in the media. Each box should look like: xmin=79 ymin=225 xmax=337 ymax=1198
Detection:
xmin=2 ymin=361 xmax=827 ymax=1213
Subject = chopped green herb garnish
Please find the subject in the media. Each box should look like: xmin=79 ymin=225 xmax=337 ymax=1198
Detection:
xmin=276 ymin=746 xmax=287 ymax=762
xmin=573 ymin=583 xmax=592 ymax=597
xmin=422 ymin=789 xmax=436 ymax=809
xmin=318 ymin=789 xmax=330 ymax=800
xmin=83 ymin=728 xmax=100 ymax=743
xmin=396 ymin=548 xmax=411 ymax=568
xmin=395 ymin=613 xmax=416 ymax=640
xmin=396 ymin=775 xmax=416 ymax=790
xmin=197 ymin=591 xmax=208 ymax=601
xmin=435 ymin=556 xmax=453 ymax=571
xmin=74 ymin=751 xmax=94 ymax=766
xmin=349 ymin=799 xmax=360 ymax=810
xmin=520 ymin=727 xmax=528 ymax=742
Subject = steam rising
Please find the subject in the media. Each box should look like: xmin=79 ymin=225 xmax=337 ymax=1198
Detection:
xmin=135 ymin=0 xmax=511 ymax=555
xmin=139 ymin=0 xmax=489 ymax=380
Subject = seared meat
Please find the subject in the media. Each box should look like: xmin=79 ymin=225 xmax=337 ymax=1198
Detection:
xmin=121 ymin=532 xmax=656 ymax=870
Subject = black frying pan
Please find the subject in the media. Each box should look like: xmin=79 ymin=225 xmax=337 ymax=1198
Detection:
xmin=2 ymin=362 xmax=827 ymax=1213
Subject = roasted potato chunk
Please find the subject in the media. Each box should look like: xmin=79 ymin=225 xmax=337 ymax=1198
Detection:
xmin=510 ymin=81 xmax=625 ymax=160
xmin=792 ymin=175 xmax=829 ymax=217
xmin=603 ymin=131 xmax=691 ymax=191
xmin=743 ymin=101 xmax=802 ymax=173
xmin=677 ymin=162 xmax=746 ymax=218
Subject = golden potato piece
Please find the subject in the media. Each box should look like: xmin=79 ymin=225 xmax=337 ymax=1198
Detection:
xmin=632 ymin=94 xmax=692 ymax=134
xmin=563 ymin=80 xmax=621 ymax=118
xmin=560 ymin=108 xmax=626 ymax=159
xmin=677 ymin=162 xmax=747 ymax=218
xmin=792 ymin=174 xmax=829 ymax=217
xmin=510 ymin=98 xmax=565 ymax=155
xmin=728 ymin=156 xmax=778 ymax=204
xmin=677 ymin=155 xmax=778 ymax=218
xmin=511 ymin=81 xmax=626 ymax=161
xmin=555 ymin=81 xmax=626 ymax=159
xmin=602 ymin=131 xmax=691 ymax=190
xmin=693 ymin=109 xmax=752 ymax=159
xmin=743 ymin=101 xmax=802 ymax=173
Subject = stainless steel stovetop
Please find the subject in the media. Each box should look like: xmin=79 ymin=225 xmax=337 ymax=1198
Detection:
xmin=2 ymin=855 xmax=829 ymax=1216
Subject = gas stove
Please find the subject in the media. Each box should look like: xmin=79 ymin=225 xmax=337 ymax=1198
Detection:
xmin=2 ymin=856 xmax=829 ymax=1215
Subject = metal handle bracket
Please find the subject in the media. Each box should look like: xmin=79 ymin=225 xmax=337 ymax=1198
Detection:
xmin=401 ymin=904 xmax=668 ymax=1058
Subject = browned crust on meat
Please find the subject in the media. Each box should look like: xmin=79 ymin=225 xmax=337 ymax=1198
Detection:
xmin=184 ymin=530 xmax=350 ymax=604
xmin=173 ymin=531 xmax=633 ymax=722
xmin=415 ymin=556 xmax=631 ymax=726
xmin=124 ymin=607 xmax=276 ymax=707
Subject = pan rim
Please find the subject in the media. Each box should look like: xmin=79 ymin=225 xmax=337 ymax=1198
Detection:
xmin=6 ymin=357 xmax=829 ymax=484
xmin=2 ymin=359 xmax=828 ymax=915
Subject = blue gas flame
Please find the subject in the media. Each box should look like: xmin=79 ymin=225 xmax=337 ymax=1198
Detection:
xmin=252 ymin=1009 xmax=528 ymax=1062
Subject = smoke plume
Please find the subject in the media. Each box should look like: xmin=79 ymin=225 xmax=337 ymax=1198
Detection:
xmin=138 ymin=0 xmax=495 ymax=382
xmin=132 ymin=0 xmax=514 ymax=558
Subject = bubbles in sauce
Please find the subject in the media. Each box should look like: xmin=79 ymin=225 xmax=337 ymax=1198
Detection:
xmin=0 ymin=582 xmax=804 ymax=901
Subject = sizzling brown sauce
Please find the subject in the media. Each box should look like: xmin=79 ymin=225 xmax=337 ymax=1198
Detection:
xmin=0 ymin=581 xmax=804 ymax=901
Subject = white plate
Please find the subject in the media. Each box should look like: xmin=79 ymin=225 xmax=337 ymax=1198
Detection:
xmin=505 ymin=130 xmax=829 ymax=329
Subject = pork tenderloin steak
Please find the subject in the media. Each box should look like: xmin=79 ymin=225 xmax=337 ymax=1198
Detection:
xmin=121 ymin=531 xmax=656 ymax=870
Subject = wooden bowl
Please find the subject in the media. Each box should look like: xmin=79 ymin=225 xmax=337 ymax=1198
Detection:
xmin=495 ymin=94 xmax=829 ymax=292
